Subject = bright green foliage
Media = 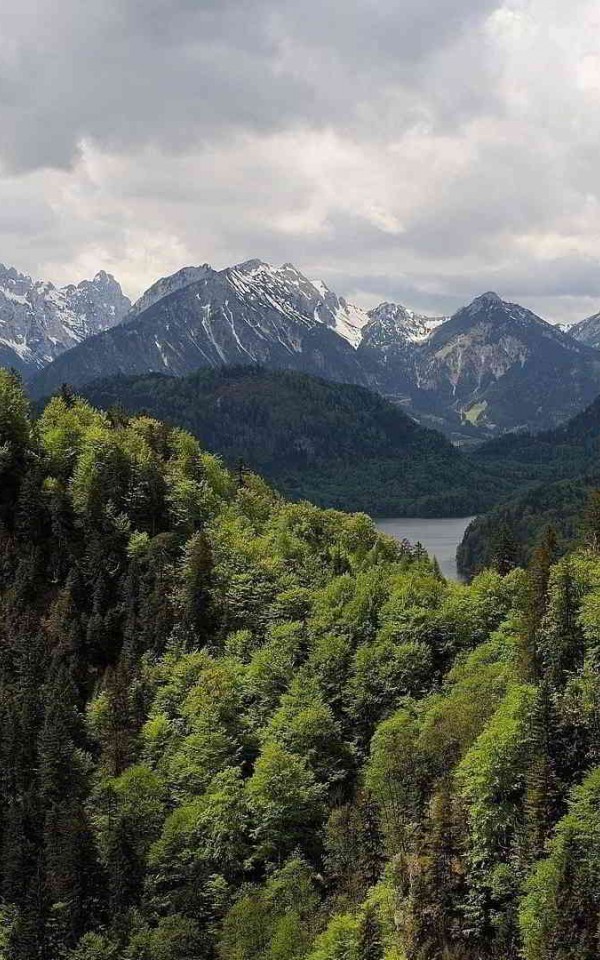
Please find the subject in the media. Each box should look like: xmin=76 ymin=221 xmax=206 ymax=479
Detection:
xmin=3 ymin=375 xmax=600 ymax=960
xmin=520 ymin=766 xmax=600 ymax=959
xmin=307 ymin=914 xmax=359 ymax=960
xmin=261 ymin=673 xmax=352 ymax=788
xmin=366 ymin=707 xmax=426 ymax=855
xmin=347 ymin=640 xmax=432 ymax=741
xmin=246 ymin=743 xmax=325 ymax=865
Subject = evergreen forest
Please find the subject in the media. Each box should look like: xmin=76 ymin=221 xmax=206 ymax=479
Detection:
xmin=1 ymin=369 xmax=600 ymax=959
xmin=79 ymin=367 xmax=512 ymax=518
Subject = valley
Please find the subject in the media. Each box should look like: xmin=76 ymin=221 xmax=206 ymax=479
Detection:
xmin=5 ymin=3 xmax=600 ymax=957
xmin=12 ymin=252 xmax=600 ymax=581
xmin=1 ymin=367 xmax=600 ymax=960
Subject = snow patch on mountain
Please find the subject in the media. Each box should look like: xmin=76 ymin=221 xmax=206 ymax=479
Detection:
xmin=364 ymin=301 xmax=446 ymax=346
xmin=130 ymin=265 xmax=214 ymax=319
xmin=0 ymin=264 xmax=130 ymax=374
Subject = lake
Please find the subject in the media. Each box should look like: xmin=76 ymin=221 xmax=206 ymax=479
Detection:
xmin=374 ymin=516 xmax=475 ymax=581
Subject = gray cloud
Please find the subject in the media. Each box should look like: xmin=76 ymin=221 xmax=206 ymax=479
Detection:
xmin=1 ymin=0 xmax=600 ymax=324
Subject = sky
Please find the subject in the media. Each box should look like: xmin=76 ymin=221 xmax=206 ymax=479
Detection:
xmin=2 ymin=0 xmax=600 ymax=322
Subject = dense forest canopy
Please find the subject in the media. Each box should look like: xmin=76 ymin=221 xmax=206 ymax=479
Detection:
xmin=1 ymin=368 xmax=600 ymax=959
xmin=79 ymin=367 xmax=513 ymax=518
xmin=458 ymin=393 xmax=600 ymax=575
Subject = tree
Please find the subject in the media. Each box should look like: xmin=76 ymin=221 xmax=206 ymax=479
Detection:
xmin=0 ymin=369 xmax=32 ymax=526
xmin=491 ymin=520 xmax=520 ymax=576
xmin=519 ymin=526 xmax=559 ymax=681
xmin=539 ymin=560 xmax=584 ymax=689
xmin=356 ymin=904 xmax=383 ymax=960
xmin=582 ymin=489 xmax=600 ymax=552
xmin=246 ymin=744 xmax=324 ymax=866
xmin=520 ymin=766 xmax=600 ymax=960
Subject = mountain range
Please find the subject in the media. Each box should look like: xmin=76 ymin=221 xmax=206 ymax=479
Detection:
xmin=5 ymin=255 xmax=600 ymax=438
xmin=0 ymin=264 xmax=130 ymax=375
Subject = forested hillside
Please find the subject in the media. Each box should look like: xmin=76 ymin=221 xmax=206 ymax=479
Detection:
xmin=1 ymin=368 xmax=600 ymax=959
xmin=458 ymin=393 xmax=600 ymax=576
xmin=80 ymin=367 xmax=509 ymax=516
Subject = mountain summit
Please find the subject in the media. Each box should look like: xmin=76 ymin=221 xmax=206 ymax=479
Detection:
xmin=416 ymin=292 xmax=600 ymax=431
xmin=29 ymin=260 xmax=374 ymax=396
xmin=27 ymin=263 xmax=600 ymax=437
xmin=0 ymin=265 xmax=130 ymax=374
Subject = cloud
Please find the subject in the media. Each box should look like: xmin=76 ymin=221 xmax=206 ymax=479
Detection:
xmin=1 ymin=0 xmax=600 ymax=324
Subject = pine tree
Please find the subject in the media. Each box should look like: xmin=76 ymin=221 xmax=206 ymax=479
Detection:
xmin=357 ymin=791 xmax=385 ymax=890
xmin=38 ymin=664 xmax=102 ymax=953
xmin=180 ymin=530 xmax=215 ymax=641
xmin=519 ymin=526 xmax=558 ymax=681
xmin=582 ymin=489 xmax=600 ymax=552
xmin=491 ymin=519 xmax=519 ymax=576
xmin=59 ymin=383 xmax=76 ymax=408
xmin=524 ymin=680 xmax=561 ymax=861
xmin=357 ymin=903 xmax=383 ymax=960
xmin=539 ymin=560 xmax=584 ymax=689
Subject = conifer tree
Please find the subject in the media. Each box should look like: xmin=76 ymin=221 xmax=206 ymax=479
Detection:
xmin=357 ymin=903 xmax=383 ymax=960
xmin=491 ymin=519 xmax=519 ymax=576
xmin=539 ymin=560 xmax=584 ymax=689
xmin=582 ymin=488 xmax=600 ymax=552
xmin=519 ymin=526 xmax=558 ymax=681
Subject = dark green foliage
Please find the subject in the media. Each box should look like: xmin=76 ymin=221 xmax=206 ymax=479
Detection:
xmin=4 ymin=371 xmax=600 ymax=960
xmin=79 ymin=366 xmax=511 ymax=517
xmin=459 ymin=389 xmax=600 ymax=576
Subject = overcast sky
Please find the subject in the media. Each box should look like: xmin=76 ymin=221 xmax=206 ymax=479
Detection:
xmin=2 ymin=0 xmax=600 ymax=321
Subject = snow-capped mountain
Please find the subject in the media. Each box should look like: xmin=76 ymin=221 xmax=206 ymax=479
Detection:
xmin=363 ymin=302 xmax=446 ymax=346
xmin=30 ymin=259 xmax=371 ymax=396
xmin=570 ymin=309 xmax=600 ymax=349
xmin=128 ymin=265 xmax=213 ymax=319
xmin=27 ymin=260 xmax=600 ymax=437
xmin=0 ymin=264 xmax=130 ymax=374
xmin=357 ymin=302 xmax=447 ymax=399
xmin=309 ymin=277 xmax=370 ymax=347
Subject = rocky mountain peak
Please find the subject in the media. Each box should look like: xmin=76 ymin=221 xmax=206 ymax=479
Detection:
xmin=477 ymin=291 xmax=502 ymax=303
xmin=130 ymin=264 xmax=215 ymax=318
xmin=0 ymin=263 xmax=130 ymax=375
xmin=363 ymin=301 xmax=445 ymax=347
xmin=570 ymin=309 xmax=600 ymax=349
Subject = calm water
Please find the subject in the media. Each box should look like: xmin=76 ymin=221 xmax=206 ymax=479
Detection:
xmin=375 ymin=516 xmax=475 ymax=581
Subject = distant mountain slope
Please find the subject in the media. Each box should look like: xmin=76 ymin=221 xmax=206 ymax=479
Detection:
xmin=570 ymin=309 xmax=600 ymax=348
xmin=357 ymin=301 xmax=445 ymax=401
xmin=79 ymin=366 xmax=510 ymax=516
xmin=457 ymin=391 xmax=600 ymax=575
xmin=127 ymin=264 xmax=213 ymax=319
xmin=28 ymin=259 xmax=600 ymax=438
xmin=414 ymin=291 xmax=600 ymax=433
xmin=29 ymin=260 xmax=371 ymax=398
xmin=0 ymin=264 xmax=130 ymax=374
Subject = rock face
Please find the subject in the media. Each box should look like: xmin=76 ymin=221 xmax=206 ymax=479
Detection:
xmin=30 ymin=260 xmax=372 ymax=396
xmin=128 ymin=265 xmax=213 ymax=319
xmin=0 ymin=265 xmax=130 ymax=375
xmin=414 ymin=292 xmax=600 ymax=432
xmin=357 ymin=302 xmax=446 ymax=400
xmin=570 ymin=310 xmax=600 ymax=349
xmin=27 ymin=261 xmax=600 ymax=436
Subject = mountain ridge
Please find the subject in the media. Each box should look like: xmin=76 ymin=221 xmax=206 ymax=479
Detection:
xmin=0 ymin=263 xmax=131 ymax=374
xmin=24 ymin=257 xmax=600 ymax=437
